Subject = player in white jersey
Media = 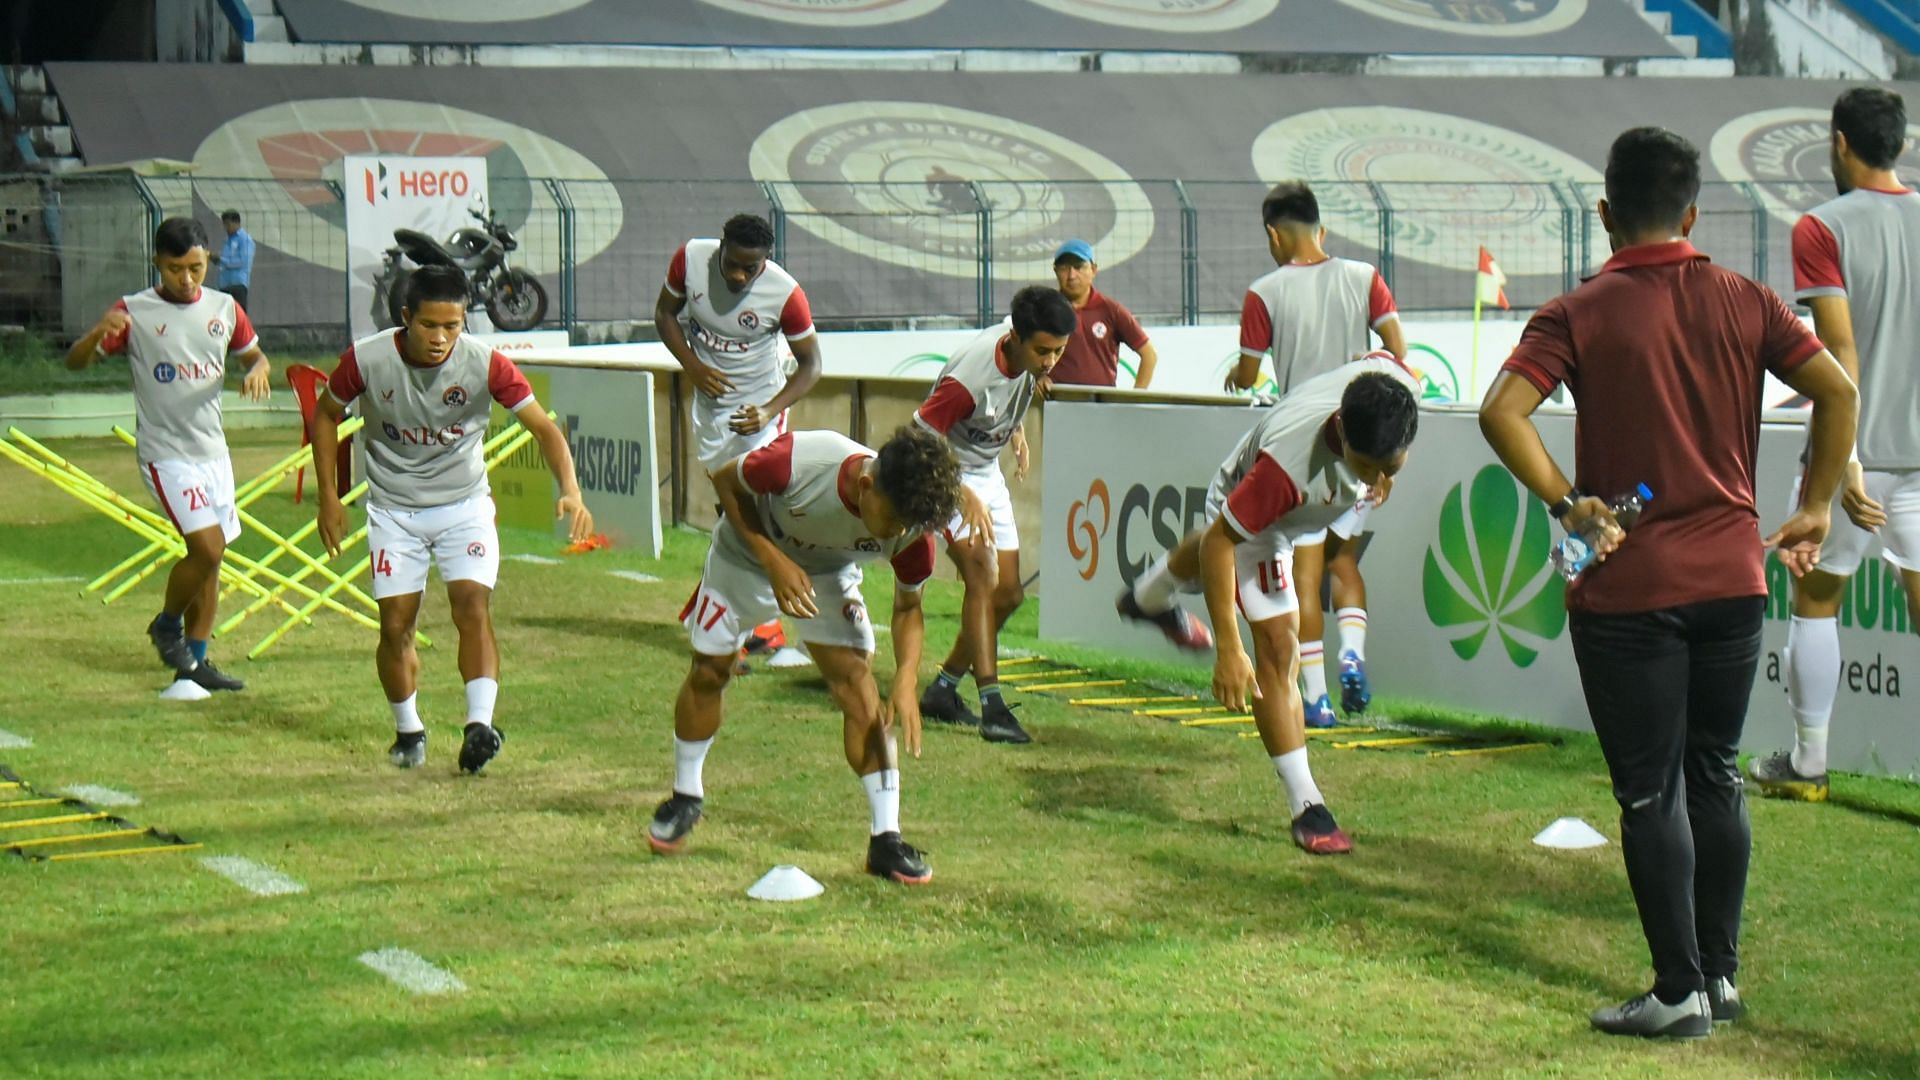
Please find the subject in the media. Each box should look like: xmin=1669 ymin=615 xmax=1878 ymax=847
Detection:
xmin=1117 ymin=360 xmax=1421 ymax=854
xmin=646 ymin=426 xmax=962 ymax=885
xmin=65 ymin=217 xmax=273 ymax=699
xmin=913 ymin=286 xmax=1076 ymax=746
xmin=310 ymin=266 xmax=593 ymax=775
xmin=1752 ymin=88 xmax=1920 ymax=801
xmin=1235 ymin=182 xmax=1409 ymax=731
xmin=654 ymin=214 xmax=823 ymax=666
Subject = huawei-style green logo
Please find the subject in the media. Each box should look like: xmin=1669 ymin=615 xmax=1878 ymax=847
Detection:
xmin=1422 ymin=465 xmax=1567 ymax=668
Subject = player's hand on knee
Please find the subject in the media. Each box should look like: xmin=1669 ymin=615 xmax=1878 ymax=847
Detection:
xmin=1212 ymin=647 xmax=1261 ymax=713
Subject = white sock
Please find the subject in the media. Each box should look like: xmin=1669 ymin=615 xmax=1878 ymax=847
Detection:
xmin=1300 ymin=641 xmax=1329 ymax=704
xmin=391 ymin=693 xmax=424 ymax=735
xmin=861 ymin=768 xmax=901 ymax=836
xmin=1131 ymin=553 xmax=1190 ymax=616
xmin=673 ymin=736 xmax=714 ymax=798
xmin=1336 ymin=608 xmax=1368 ymax=660
xmin=1271 ymin=748 xmax=1323 ymax=818
xmin=1786 ymin=615 xmax=1839 ymax=776
xmin=464 ymin=676 xmax=499 ymax=728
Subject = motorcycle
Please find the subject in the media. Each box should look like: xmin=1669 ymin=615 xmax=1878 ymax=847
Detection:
xmin=370 ymin=206 xmax=548 ymax=332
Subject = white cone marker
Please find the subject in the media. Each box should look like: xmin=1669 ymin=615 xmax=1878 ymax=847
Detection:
xmin=748 ymin=865 xmax=824 ymax=902
xmin=1533 ymin=817 xmax=1609 ymax=849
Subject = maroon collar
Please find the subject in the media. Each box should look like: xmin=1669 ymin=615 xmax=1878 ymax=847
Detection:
xmin=1598 ymin=240 xmax=1709 ymax=275
xmin=836 ymin=454 xmax=867 ymax=517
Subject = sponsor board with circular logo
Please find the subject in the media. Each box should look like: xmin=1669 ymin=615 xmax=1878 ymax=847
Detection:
xmin=191 ymin=98 xmax=622 ymax=274
xmin=698 ymin=0 xmax=949 ymax=26
xmin=1710 ymin=107 xmax=1920 ymax=228
xmin=342 ymin=0 xmax=592 ymax=18
xmin=1336 ymin=0 xmax=1586 ymax=36
xmin=749 ymin=101 xmax=1153 ymax=280
xmin=1251 ymin=106 xmax=1598 ymax=273
xmin=1021 ymin=0 xmax=1277 ymax=32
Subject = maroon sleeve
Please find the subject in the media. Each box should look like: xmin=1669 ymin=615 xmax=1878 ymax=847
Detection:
xmin=326 ymin=344 xmax=365 ymax=405
xmin=1758 ymin=287 xmax=1825 ymax=376
xmin=1368 ymin=271 xmax=1398 ymax=325
xmin=488 ymin=351 xmax=535 ymax=410
xmin=739 ymin=433 xmax=795 ymax=495
xmin=664 ymin=243 xmax=688 ymax=296
xmin=1501 ymin=300 xmax=1575 ymax=396
xmin=889 ymin=533 xmax=937 ymax=587
xmin=227 ymin=303 xmax=258 ymax=353
xmin=1791 ymin=215 xmax=1845 ymax=296
xmin=780 ymin=286 xmax=814 ymax=337
xmin=913 ymin=377 xmax=977 ymax=435
xmin=1238 ymin=290 xmax=1271 ymax=359
xmin=1221 ymin=453 xmax=1303 ymax=538
xmin=99 ymin=299 xmax=131 ymax=355
xmin=1112 ymin=299 xmax=1149 ymax=350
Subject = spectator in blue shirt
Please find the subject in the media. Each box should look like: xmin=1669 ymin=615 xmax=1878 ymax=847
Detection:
xmin=215 ymin=210 xmax=255 ymax=314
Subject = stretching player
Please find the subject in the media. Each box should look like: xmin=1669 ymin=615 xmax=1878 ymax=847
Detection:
xmin=914 ymin=286 xmax=1075 ymax=745
xmin=1752 ymin=87 xmax=1920 ymax=800
xmin=646 ymin=426 xmax=962 ymax=885
xmin=312 ymin=266 xmax=592 ymax=774
xmin=1236 ymin=182 xmax=1406 ymax=726
xmin=654 ymin=213 xmax=822 ymax=667
xmin=1118 ymin=358 xmax=1420 ymax=853
xmin=66 ymin=216 xmax=273 ymax=699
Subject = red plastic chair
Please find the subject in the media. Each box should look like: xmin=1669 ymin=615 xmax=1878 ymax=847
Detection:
xmin=287 ymin=364 xmax=352 ymax=503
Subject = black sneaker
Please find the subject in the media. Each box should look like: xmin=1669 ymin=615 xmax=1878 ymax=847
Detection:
xmin=1290 ymin=803 xmax=1354 ymax=855
xmin=388 ymin=730 xmax=426 ymax=769
xmin=146 ymin=615 xmax=195 ymax=674
xmin=1590 ymin=990 xmax=1711 ymax=1039
xmin=1115 ymin=590 xmax=1214 ymax=652
xmin=920 ymin=680 xmax=980 ymax=727
xmin=979 ymin=698 xmax=1032 ymax=745
xmin=187 ymin=659 xmax=245 ymax=692
xmin=1706 ymin=976 xmax=1744 ymax=1023
xmin=647 ymin=792 xmax=703 ymax=854
xmin=457 ymin=722 xmax=504 ymax=774
xmin=865 ymin=831 xmax=932 ymax=885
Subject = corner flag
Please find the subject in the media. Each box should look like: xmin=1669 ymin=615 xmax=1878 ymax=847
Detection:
xmin=1476 ymin=247 xmax=1509 ymax=310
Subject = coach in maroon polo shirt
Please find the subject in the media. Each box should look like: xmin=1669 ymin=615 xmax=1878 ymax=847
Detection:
xmin=1046 ymin=240 xmax=1158 ymax=389
xmin=1480 ymin=127 xmax=1859 ymax=1040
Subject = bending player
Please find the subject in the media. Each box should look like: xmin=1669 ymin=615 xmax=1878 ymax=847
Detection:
xmin=646 ymin=426 xmax=961 ymax=885
xmin=914 ymin=285 xmax=1075 ymax=745
xmin=1117 ymin=358 xmax=1420 ymax=853
xmin=311 ymin=265 xmax=592 ymax=774
xmin=654 ymin=213 xmax=822 ymax=667
xmin=65 ymin=216 xmax=273 ymax=698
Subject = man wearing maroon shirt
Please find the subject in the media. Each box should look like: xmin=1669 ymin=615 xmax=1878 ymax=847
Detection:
xmin=1045 ymin=240 xmax=1157 ymax=390
xmin=1480 ymin=127 xmax=1859 ymax=1040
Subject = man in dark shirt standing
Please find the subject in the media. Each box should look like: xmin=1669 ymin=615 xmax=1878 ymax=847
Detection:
xmin=1480 ymin=128 xmax=1859 ymax=1039
xmin=1046 ymin=240 xmax=1157 ymax=389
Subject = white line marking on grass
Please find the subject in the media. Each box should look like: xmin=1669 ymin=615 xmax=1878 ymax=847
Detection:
xmin=0 ymin=728 xmax=31 ymax=749
xmin=506 ymin=554 xmax=562 ymax=565
xmin=357 ymin=948 xmax=466 ymax=995
xmin=0 ymin=576 xmax=85 ymax=587
xmin=62 ymin=784 xmax=140 ymax=807
xmin=199 ymin=855 xmax=307 ymax=897
xmin=608 ymin=570 xmax=662 ymax=583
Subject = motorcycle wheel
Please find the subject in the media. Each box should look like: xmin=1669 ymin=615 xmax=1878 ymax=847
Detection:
xmin=487 ymin=269 xmax=548 ymax=331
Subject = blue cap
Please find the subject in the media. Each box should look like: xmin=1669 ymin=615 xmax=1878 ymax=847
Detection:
xmin=1636 ymin=483 xmax=1654 ymax=502
xmin=1053 ymin=239 xmax=1095 ymax=265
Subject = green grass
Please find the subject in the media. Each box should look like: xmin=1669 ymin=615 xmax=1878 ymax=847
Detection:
xmin=1 ymin=430 xmax=1918 ymax=1078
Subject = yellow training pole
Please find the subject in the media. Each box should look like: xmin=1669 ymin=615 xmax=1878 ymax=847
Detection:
xmin=41 ymin=842 xmax=204 ymax=863
xmin=2 ymin=828 xmax=147 ymax=850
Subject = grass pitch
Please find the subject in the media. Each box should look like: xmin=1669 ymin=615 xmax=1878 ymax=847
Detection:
xmin=1 ymin=428 xmax=1917 ymax=1078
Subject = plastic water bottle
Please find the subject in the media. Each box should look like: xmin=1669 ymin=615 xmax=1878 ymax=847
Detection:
xmin=1552 ymin=484 xmax=1654 ymax=582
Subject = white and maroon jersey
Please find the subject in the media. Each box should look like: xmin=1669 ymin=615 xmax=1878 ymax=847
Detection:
xmin=1239 ymin=258 xmax=1398 ymax=393
xmin=913 ymin=320 xmax=1036 ymax=473
xmin=1210 ymin=356 xmax=1420 ymax=543
xmin=664 ymin=238 xmax=814 ymax=415
xmin=713 ymin=430 xmax=936 ymax=585
xmin=326 ymin=330 xmax=536 ymax=511
xmin=1793 ymin=187 xmax=1920 ymax=469
xmin=99 ymin=288 xmax=256 ymax=464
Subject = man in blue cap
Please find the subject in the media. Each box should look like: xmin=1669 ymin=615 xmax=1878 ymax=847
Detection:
xmin=1048 ymin=239 xmax=1157 ymax=390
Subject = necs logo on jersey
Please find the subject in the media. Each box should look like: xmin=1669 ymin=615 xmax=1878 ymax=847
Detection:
xmin=381 ymin=420 xmax=467 ymax=447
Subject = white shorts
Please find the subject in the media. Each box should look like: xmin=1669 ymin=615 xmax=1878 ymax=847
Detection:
xmin=945 ymin=466 xmax=1019 ymax=551
xmin=142 ymin=456 xmax=240 ymax=544
xmin=681 ymin=545 xmax=876 ymax=656
xmin=1296 ymin=501 xmax=1373 ymax=548
xmin=694 ymin=396 xmax=788 ymax=474
xmin=1792 ymin=467 xmax=1920 ymax=576
xmin=1232 ymin=528 xmax=1301 ymax=623
xmin=366 ymin=495 xmax=500 ymax=600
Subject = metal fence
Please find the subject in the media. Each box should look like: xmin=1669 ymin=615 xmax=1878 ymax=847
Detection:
xmin=0 ymin=173 xmax=1801 ymax=340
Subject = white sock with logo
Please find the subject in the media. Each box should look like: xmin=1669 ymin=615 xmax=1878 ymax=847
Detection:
xmin=1271 ymin=748 xmax=1323 ymax=818
xmin=1786 ymin=615 xmax=1838 ymax=776
xmin=674 ymin=736 xmax=714 ymax=799
xmin=464 ymin=676 xmax=498 ymax=728
xmin=391 ymin=693 xmax=424 ymax=735
xmin=1132 ymin=555 xmax=1190 ymax=616
xmin=861 ymin=768 xmax=901 ymax=836
xmin=1336 ymin=608 xmax=1369 ymax=660
xmin=1300 ymin=641 xmax=1329 ymax=704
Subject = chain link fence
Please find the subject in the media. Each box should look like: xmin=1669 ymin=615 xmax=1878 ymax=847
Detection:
xmin=0 ymin=172 xmax=1809 ymax=341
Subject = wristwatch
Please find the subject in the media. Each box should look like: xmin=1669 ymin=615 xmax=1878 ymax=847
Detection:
xmin=1549 ymin=491 xmax=1579 ymax=520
